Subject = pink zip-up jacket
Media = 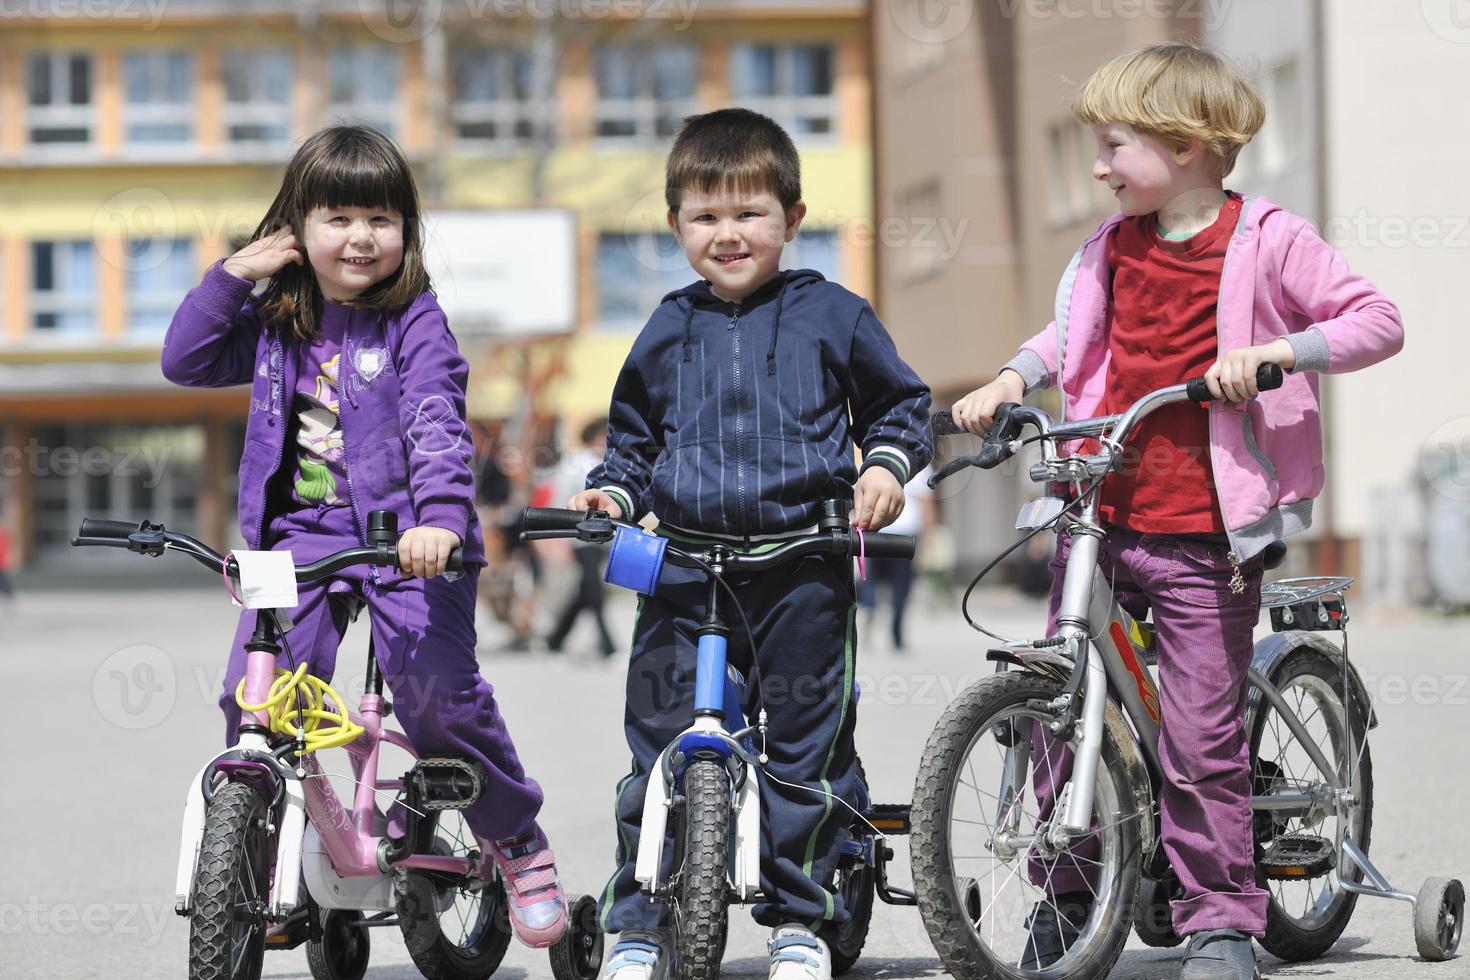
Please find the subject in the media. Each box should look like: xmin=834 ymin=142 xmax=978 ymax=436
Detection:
xmin=1001 ymin=196 xmax=1404 ymax=560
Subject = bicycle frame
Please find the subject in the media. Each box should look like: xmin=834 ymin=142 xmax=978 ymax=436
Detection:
xmin=174 ymin=610 xmax=477 ymax=920
xmin=988 ymin=395 xmax=1373 ymax=877
xmin=634 ymin=567 xmax=763 ymax=903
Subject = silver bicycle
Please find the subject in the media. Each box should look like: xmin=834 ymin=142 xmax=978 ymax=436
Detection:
xmin=910 ymin=365 xmax=1464 ymax=979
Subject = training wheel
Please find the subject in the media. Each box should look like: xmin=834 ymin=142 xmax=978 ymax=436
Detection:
xmin=550 ymin=894 xmax=604 ymax=980
xmin=306 ymin=908 xmax=370 ymax=980
xmin=1414 ymin=877 xmax=1464 ymax=962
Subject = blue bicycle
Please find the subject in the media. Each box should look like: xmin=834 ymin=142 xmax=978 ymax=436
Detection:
xmin=524 ymin=502 xmax=918 ymax=979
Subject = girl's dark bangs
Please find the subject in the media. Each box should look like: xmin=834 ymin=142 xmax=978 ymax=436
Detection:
xmin=299 ymin=143 xmax=412 ymax=214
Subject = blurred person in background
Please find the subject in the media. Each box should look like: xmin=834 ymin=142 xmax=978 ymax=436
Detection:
xmin=858 ymin=464 xmax=936 ymax=650
xmin=476 ymin=420 xmax=541 ymax=651
xmin=0 ymin=503 xmax=15 ymax=602
xmin=546 ymin=418 xmax=617 ymax=657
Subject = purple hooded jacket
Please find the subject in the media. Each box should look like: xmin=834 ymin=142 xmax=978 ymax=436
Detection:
xmin=161 ymin=262 xmax=484 ymax=563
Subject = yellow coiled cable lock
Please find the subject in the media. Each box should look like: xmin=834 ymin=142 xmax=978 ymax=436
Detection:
xmin=235 ymin=664 xmax=364 ymax=753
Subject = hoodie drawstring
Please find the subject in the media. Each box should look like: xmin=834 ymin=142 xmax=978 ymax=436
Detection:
xmin=342 ymin=311 xmax=360 ymax=409
xmin=681 ymin=299 xmax=696 ymax=362
xmin=766 ymin=280 xmax=786 ymax=376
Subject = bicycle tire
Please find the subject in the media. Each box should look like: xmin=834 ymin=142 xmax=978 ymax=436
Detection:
xmin=396 ymin=810 xmax=513 ymax=980
xmin=911 ymin=671 xmax=1142 ymax=980
xmin=673 ymin=759 xmax=731 ymax=980
xmin=1250 ymin=646 xmax=1373 ymax=963
xmin=189 ymin=781 xmax=270 ymax=980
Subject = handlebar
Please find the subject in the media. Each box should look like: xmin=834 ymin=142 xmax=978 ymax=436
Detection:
xmin=929 ymin=363 xmax=1285 ymax=487
xmin=522 ymin=505 xmax=916 ymax=571
xmin=71 ymin=509 xmax=463 ymax=580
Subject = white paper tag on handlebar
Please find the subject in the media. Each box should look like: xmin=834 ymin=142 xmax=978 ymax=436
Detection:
xmin=1016 ymin=496 xmax=1066 ymax=531
xmin=233 ymin=550 xmax=299 ymax=609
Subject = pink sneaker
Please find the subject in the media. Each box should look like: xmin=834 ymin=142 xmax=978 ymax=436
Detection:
xmin=487 ymin=823 xmax=568 ymax=948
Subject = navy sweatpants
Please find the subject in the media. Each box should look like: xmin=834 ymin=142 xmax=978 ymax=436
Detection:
xmin=598 ymin=549 xmax=860 ymax=932
xmin=218 ymin=507 xmax=544 ymax=842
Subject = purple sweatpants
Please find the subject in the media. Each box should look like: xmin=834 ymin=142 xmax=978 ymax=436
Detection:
xmin=217 ymin=507 xmax=543 ymax=842
xmin=1033 ymin=525 xmax=1268 ymax=937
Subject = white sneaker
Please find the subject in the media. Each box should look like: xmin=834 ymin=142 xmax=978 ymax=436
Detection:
xmin=768 ymin=925 xmax=832 ymax=980
xmin=601 ymin=931 xmax=667 ymax=980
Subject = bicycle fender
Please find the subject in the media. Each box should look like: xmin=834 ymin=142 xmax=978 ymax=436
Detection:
xmin=731 ymin=766 xmax=760 ymax=902
xmin=635 ymin=744 xmax=676 ymax=894
xmin=1248 ymin=632 xmax=1377 ymax=731
xmin=175 ymin=757 xmax=218 ymax=913
xmin=272 ymin=780 xmax=308 ymax=916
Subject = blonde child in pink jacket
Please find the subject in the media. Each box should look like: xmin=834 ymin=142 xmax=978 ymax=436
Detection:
xmin=952 ymin=44 xmax=1401 ymax=980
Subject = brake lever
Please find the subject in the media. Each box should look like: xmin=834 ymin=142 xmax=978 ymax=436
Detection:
xmin=928 ymin=453 xmax=980 ymax=489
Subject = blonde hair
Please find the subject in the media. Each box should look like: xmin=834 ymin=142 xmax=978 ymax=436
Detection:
xmin=1073 ymin=43 xmax=1265 ymax=177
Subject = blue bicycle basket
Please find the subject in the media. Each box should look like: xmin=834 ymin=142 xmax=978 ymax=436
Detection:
xmin=604 ymin=525 xmax=668 ymax=594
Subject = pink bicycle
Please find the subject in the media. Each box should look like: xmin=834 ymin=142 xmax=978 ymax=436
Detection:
xmin=73 ymin=509 xmax=601 ymax=980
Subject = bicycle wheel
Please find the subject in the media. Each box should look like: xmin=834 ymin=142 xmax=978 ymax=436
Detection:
xmin=1250 ymin=645 xmax=1373 ymax=962
xmin=189 ymin=780 xmax=270 ymax=980
xmin=396 ymin=809 xmax=513 ymax=980
xmin=911 ymin=671 xmax=1143 ymax=980
xmin=305 ymin=908 xmax=370 ymax=980
xmin=671 ymin=758 xmax=731 ymax=980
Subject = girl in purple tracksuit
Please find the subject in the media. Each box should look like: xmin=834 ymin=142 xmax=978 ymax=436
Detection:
xmin=161 ymin=125 xmax=566 ymax=949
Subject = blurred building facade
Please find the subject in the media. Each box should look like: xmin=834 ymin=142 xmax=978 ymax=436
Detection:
xmin=0 ymin=0 xmax=875 ymax=571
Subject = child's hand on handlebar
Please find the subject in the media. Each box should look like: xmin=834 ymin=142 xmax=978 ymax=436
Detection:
xmin=566 ymin=489 xmax=624 ymax=520
xmin=952 ymin=369 xmax=1026 ymax=435
xmin=1205 ymin=340 xmax=1296 ymax=403
xmin=399 ymin=525 xmax=462 ymax=578
xmin=852 ymin=466 xmax=905 ymax=531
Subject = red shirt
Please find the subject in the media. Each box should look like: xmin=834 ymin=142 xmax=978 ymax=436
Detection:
xmin=1097 ymin=195 xmax=1242 ymax=534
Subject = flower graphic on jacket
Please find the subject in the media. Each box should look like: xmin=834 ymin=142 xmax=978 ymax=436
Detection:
xmin=295 ymin=353 xmax=346 ymax=504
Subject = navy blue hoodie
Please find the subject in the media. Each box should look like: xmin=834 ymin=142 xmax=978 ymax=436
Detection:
xmin=587 ymin=269 xmax=932 ymax=540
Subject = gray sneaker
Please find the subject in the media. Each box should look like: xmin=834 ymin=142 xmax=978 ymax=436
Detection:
xmin=1180 ymin=929 xmax=1261 ymax=979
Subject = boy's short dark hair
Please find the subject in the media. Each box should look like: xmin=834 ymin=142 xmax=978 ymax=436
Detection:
xmin=665 ymin=108 xmax=802 ymax=214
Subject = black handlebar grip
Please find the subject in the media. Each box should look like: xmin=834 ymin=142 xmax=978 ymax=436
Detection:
xmin=78 ymin=518 xmax=142 ymax=539
xmin=930 ymin=411 xmax=964 ymax=437
xmin=523 ymin=507 xmax=590 ymax=532
xmin=860 ymin=532 xmax=917 ymax=560
xmin=446 ymin=548 xmax=464 ymax=575
xmin=1186 ymin=363 xmax=1286 ymax=402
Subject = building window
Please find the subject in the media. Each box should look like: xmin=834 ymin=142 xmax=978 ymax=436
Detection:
xmin=782 ymin=228 xmax=842 ymax=283
xmin=730 ymin=44 xmax=836 ymax=138
xmin=452 ymin=46 xmax=540 ymax=148
xmin=1048 ymin=120 xmax=1106 ymax=226
xmin=222 ymin=48 xmax=293 ymax=146
xmin=124 ymin=51 xmax=193 ymax=145
xmin=597 ymin=232 xmax=691 ymax=327
xmin=27 ymin=52 xmax=92 ymax=145
xmin=897 ymin=180 xmax=945 ymax=280
xmin=329 ymin=45 xmax=401 ymax=136
xmin=128 ymin=238 xmax=195 ymax=333
xmin=32 ymin=241 xmax=97 ymax=334
xmin=594 ymin=44 xmax=697 ymax=143
xmin=1239 ymin=58 xmax=1302 ymax=180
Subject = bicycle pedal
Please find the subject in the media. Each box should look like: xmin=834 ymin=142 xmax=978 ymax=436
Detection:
xmin=406 ymin=757 xmax=485 ymax=812
xmin=867 ymin=804 xmax=911 ymax=835
xmin=1260 ymin=833 xmax=1336 ymax=880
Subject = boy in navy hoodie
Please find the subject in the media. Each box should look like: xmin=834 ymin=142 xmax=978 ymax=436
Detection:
xmin=571 ymin=108 xmax=931 ymax=980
